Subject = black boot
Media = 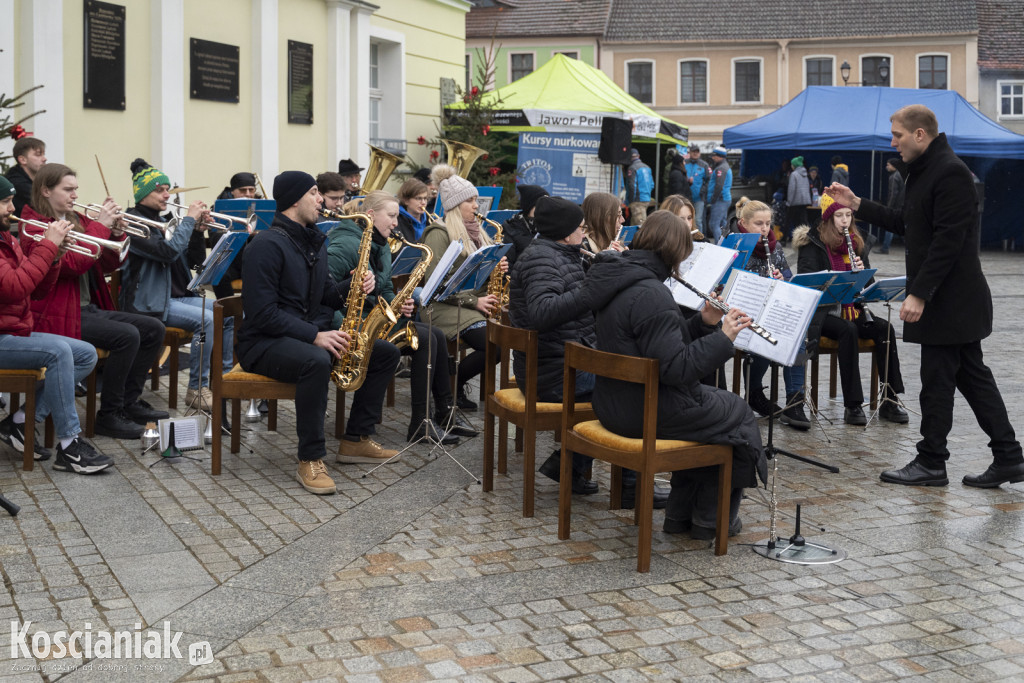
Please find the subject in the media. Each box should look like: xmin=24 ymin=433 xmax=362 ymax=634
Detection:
xmin=435 ymin=406 xmax=478 ymax=438
xmin=456 ymin=385 xmax=478 ymax=411
xmin=538 ymin=450 xmax=598 ymax=495
xmin=780 ymin=392 xmax=810 ymax=430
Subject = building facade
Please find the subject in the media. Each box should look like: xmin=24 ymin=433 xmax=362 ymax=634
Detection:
xmin=976 ymin=0 xmax=1024 ymax=134
xmin=0 ymin=0 xmax=470 ymax=199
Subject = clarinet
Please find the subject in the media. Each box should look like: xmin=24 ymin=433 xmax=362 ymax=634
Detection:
xmin=759 ymin=233 xmax=773 ymax=278
xmin=843 ymin=226 xmax=861 ymax=272
xmin=671 ymin=276 xmax=778 ymax=345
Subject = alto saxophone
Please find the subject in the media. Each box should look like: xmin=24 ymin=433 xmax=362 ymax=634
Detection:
xmin=379 ymin=232 xmax=433 ymax=351
xmin=478 ymin=213 xmax=509 ymax=323
xmin=330 ymin=213 xmax=398 ymax=392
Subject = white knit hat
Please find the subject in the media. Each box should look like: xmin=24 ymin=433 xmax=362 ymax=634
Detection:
xmin=440 ymin=176 xmax=478 ymax=212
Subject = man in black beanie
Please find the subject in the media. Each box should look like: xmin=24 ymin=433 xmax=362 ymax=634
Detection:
xmin=237 ymin=171 xmax=399 ymax=495
xmin=501 ymin=184 xmax=549 ymax=268
xmin=508 ymin=196 xmax=669 ymax=508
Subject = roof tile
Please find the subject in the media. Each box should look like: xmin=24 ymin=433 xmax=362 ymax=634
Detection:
xmin=976 ymin=0 xmax=1024 ymax=71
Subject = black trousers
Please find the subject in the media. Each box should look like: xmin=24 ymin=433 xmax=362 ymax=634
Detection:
xmin=404 ymin=321 xmax=452 ymax=418
xmin=244 ymin=337 xmax=398 ymax=461
xmin=917 ymin=341 xmax=1023 ymax=468
xmin=80 ymin=305 xmax=165 ymax=415
xmin=820 ymin=312 xmax=903 ymax=407
xmin=456 ymin=325 xmax=487 ymax=389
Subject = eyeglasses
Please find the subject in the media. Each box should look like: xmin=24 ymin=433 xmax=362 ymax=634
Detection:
xmin=323 ymin=195 xmax=345 ymax=203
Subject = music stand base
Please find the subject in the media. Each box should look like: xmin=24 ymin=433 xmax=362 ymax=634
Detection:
xmin=752 ymin=538 xmax=847 ymax=565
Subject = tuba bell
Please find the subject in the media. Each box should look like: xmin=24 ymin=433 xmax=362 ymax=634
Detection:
xmin=360 ymin=144 xmax=404 ymax=193
xmin=440 ymin=139 xmax=487 ymax=179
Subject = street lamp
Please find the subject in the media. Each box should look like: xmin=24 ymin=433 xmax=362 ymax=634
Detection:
xmin=840 ymin=58 xmax=890 ymax=86
xmin=841 ymin=60 xmax=851 ymax=85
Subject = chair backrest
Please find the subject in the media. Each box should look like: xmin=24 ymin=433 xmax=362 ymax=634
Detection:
xmin=212 ymin=295 xmax=243 ymax=388
xmin=485 ymin=321 xmax=539 ymax=410
xmin=563 ymin=341 xmax=660 ymax=444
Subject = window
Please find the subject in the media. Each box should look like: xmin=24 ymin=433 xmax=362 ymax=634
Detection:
xmin=626 ymin=61 xmax=653 ymax=104
xmin=510 ymin=53 xmax=534 ymax=81
xmin=369 ymin=43 xmax=381 ymax=141
xmin=861 ymin=56 xmax=891 ymax=86
xmin=367 ymin=36 xmax=406 ymax=151
xmin=554 ymin=51 xmax=578 ymax=60
xmin=918 ymin=55 xmax=947 ymax=89
xmin=734 ymin=59 xmax=761 ymax=103
xmin=805 ymin=57 xmax=833 ymax=87
xmin=369 ymin=43 xmax=379 ymax=89
xmin=1000 ymin=81 xmax=1024 ymax=118
xmin=678 ymin=60 xmax=707 ymax=103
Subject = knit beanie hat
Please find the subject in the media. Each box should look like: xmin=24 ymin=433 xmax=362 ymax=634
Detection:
xmin=534 ymin=196 xmax=584 ymax=241
xmin=712 ymin=147 xmax=727 ymax=158
xmin=791 ymin=156 xmax=804 ymax=168
xmin=131 ymin=158 xmax=170 ymax=203
xmin=819 ymin=193 xmax=850 ymax=223
xmin=440 ymin=176 xmax=477 ymax=212
xmin=273 ymin=170 xmax=317 ymax=212
xmin=517 ymin=185 xmax=548 ymax=216
xmin=230 ymin=172 xmax=257 ymax=190
xmin=0 ymin=176 xmax=15 ymax=201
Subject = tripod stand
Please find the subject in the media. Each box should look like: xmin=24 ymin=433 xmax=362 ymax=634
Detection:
xmin=867 ymin=300 xmax=919 ymax=425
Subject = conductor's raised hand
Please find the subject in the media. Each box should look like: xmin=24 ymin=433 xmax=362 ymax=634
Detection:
xmin=313 ymin=330 xmax=351 ymax=359
xmin=720 ymin=307 xmax=752 ymax=341
xmin=824 ymin=183 xmax=860 ymax=210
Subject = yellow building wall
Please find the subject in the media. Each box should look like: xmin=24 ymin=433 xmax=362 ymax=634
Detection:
xmin=277 ymin=0 xmax=330 ymax=176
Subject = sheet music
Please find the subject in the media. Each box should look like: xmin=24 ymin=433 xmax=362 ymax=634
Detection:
xmin=419 ymin=240 xmax=463 ymax=305
xmin=722 ymin=270 xmax=822 ymax=366
xmin=158 ymin=416 xmax=203 ymax=451
xmin=666 ymin=243 xmax=738 ymax=309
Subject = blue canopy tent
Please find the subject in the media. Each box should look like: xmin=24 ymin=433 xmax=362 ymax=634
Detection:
xmin=724 ymin=86 xmax=1024 ymax=248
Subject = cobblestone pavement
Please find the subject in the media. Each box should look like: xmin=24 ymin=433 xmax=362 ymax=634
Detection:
xmin=1 ymin=250 xmax=1023 ymax=682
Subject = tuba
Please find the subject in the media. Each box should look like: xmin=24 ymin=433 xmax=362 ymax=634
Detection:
xmin=360 ymin=144 xmax=404 ymax=194
xmin=441 ymin=139 xmax=487 ymax=179
xmin=379 ymin=232 xmax=433 ymax=352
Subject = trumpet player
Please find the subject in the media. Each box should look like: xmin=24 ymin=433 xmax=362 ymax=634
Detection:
xmin=0 ymin=176 xmax=113 ymax=473
xmin=23 ymin=164 xmax=168 ymax=440
xmin=326 ymin=191 xmax=475 ymax=446
xmin=119 ymin=159 xmax=234 ymax=417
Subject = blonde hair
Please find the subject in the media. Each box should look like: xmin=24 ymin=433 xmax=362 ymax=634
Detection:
xmin=659 ymin=194 xmax=694 ymax=220
xmin=737 ymin=199 xmax=772 ymax=225
xmin=360 ymin=190 xmax=399 ymax=214
xmin=891 ymin=104 xmax=939 ymax=138
xmin=445 ymin=207 xmax=492 ymax=257
xmin=582 ymin=192 xmax=620 ymax=251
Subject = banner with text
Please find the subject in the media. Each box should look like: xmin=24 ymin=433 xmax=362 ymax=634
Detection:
xmin=516 ymin=132 xmax=612 ymax=204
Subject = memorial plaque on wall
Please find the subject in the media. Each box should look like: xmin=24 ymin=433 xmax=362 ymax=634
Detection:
xmin=83 ymin=0 xmax=126 ymax=110
xmin=190 ymin=38 xmax=240 ymax=103
xmin=287 ymin=41 xmax=314 ymax=124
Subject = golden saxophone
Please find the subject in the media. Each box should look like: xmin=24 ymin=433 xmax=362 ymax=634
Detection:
xmin=330 ymin=213 xmax=397 ymax=391
xmin=478 ymin=213 xmax=509 ymax=323
xmin=380 ymin=232 xmax=433 ymax=351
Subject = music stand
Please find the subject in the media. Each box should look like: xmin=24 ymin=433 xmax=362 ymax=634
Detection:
xmin=857 ymin=277 xmax=917 ymax=424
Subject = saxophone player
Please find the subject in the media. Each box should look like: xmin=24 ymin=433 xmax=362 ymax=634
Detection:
xmin=237 ymin=172 xmax=397 ymax=496
xmin=326 ymin=191 xmax=477 ymax=444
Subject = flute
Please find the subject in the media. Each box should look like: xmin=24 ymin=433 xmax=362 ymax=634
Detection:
xmin=843 ymin=226 xmax=861 ymax=272
xmin=671 ymin=275 xmax=778 ymax=345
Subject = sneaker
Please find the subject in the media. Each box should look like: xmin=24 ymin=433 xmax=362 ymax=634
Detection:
xmin=53 ymin=438 xmax=114 ymax=474
xmin=185 ymin=387 xmax=214 ymax=411
xmin=0 ymin=415 xmax=51 ymax=461
xmin=297 ymin=459 xmax=337 ymax=495
xmin=94 ymin=411 xmax=145 ymax=439
xmin=337 ymin=435 xmax=400 ymax=463
xmin=456 ymin=385 xmax=478 ymax=412
xmin=395 ymin=357 xmax=412 ymax=379
xmin=691 ymin=516 xmax=743 ymax=540
xmin=748 ymin=389 xmax=781 ymax=418
xmin=75 ymin=381 xmax=87 ymax=397
xmin=123 ymin=399 xmax=170 ymax=424
xmin=780 ymin=393 xmax=810 ymax=431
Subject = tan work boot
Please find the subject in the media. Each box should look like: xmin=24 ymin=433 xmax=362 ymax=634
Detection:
xmin=297 ymin=459 xmax=336 ymax=494
xmin=185 ymin=387 xmax=213 ymax=411
xmin=337 ymin=436 xmax=399 ymax=464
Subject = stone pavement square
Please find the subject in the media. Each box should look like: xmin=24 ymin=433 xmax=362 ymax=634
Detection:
xmin=0 ymin=250 xmax=1023 ymax=682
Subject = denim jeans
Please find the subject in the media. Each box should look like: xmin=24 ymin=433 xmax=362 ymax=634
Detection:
xmin=0 ymin=332 xmax=97 ymax=440
xmin=880 ymin=229 xmax=894 ymax=250
xmin=692 ymin=199 xmax=706 ymax=233
xmin=748 ymin=349 xmax=807 ymax=397
xmin=164 ymin=297 xmax=234 ymax=390
xmin=707 ymin=200 xmax=729 ymax=242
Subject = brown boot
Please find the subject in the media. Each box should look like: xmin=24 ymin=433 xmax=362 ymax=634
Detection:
xmin=337 ymin=435 xmax=399 ymax=464
xmin=297 ymin=459 xmax=336 ymax=495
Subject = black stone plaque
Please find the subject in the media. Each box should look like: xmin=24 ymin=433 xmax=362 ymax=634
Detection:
xmin=83 ymin=0 xmax=126 ymax=110
xmin=190 ymin=38 xmax=240 ymax=103
xmin=288 ymin=40 xmax=314 ymax=124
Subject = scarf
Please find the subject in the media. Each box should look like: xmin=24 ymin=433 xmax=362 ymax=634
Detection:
xmin=464 ymin=215 xmax=483 ymax=248
xmin=744 ymin=226 xmax=776 ymax=259
xmin=826 ymin=244 xmax=858 ymax=321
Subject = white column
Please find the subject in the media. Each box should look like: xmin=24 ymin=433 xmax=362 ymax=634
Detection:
xmin=0 ymin=0 xmax=15 ymax=161
xmin=350 ymin=4 xmax=374 ymax=170
xmin=19 ymin=0 xmax=64 ymax=161
xmin=252 ymin=0 xmax=278 ymax=181
xmin=150 ymin=0 xmax=185 ymax=184
xmin=326 ymin=1 xmax=352 ymax=167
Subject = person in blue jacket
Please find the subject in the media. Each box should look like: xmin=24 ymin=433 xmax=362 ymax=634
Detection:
xmin=706 ymin=148 xmax=732 ymax=242
xmin=683 ymin=144 xmax=710 ymax=233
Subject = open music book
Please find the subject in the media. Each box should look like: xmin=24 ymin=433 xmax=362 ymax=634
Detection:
xmin=721 ymin=269 xmax=822 ymax=367
xmin=418 ymin=240 xmax=463 ymax=305
xmin=665 ymin=242 xmax=738 ymax=309
xmin=158 ymin=416 xmax=204 ymax=452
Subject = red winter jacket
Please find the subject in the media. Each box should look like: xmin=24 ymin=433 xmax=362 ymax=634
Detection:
xmin=0 ymin=229 xmax=60 ymax=337
xmin=20 ymin=206 xmax=126 ymax=339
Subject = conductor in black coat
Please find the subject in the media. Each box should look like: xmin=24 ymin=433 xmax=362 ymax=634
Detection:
xmin=828 ymin=104 xmax=1023 ymax=488
xmin=587 ymin=210 xmax=767 ymax=538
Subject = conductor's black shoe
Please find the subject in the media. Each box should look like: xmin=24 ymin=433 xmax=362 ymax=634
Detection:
xmin=690 ymin=517 xmax=743 ymax=540
xmin=456 ymin=386 xmax=478 ymax=412
xmin=748 ymin=389 xmax=781 ymax=418
xmin=123 ymin=399 xmax=169 ymax=424
xmin=435 ymin=409 xmax=478 ymax=438
xmin=879 ymin=402 xmax=909 ymax=424
xmin=962 ymin=462 xmax=1024 ymax=488
xmin=538 ymin=452 xmax=599 ymax=494
xmin=407 ymin=419 xmax=458 ymax=445
xmin=621 ymin=484 xmax=669 ymax=509
xmin=844 ymin=405 xmax=867 ymax=425
xmin=880 ymin=459 xmax=948 ymax=487
xmin=662 ymin=517 xmax=692 ymax=534
xmin=780 ymin=394 xmax=810 ymax=431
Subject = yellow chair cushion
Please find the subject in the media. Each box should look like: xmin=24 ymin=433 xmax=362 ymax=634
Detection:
xmin=223 ymin=365 xmax=286 ymax=384
xmin=493 ymin=388 xmax=591 ymax=414
xmin=819 ymin=336 xmax=875 ymax=351
xmin=574 ymin=420 xmax=701 ymax=452
xmin=0 ymin=368 xmax=46 ymax=381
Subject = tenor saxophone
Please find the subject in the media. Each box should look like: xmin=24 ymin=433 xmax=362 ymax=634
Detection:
xmin=330 ymin=213 xmax=398 ymax=392
xmin=379 ymin=233 xmax=433 ymax=351
xmin=478 ymin=213 xmax=509 ymax=323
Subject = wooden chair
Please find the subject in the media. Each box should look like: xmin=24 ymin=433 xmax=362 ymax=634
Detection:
xmin=151 ymin=328 xmax=191 ymax=410
xmin=483 ymin=322 xmax=595 ymax=518
xmin=83 ymin=350 xmax=109 ymax=438
xmin=558 ymin=342 xmax=733 ymax=572
xmin=810 ymin=337 xmax=878 ymax=412
xmin=0 ymin=369 xmax=46 ymax=471
xmin=211 ymin=296 xmax=346 ymax=475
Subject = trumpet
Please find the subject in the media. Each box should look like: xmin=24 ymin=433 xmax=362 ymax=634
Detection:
xmin=72 ymin=202 xmax=151 ymax=238
xmin=13 ymin=216 xmax=130 ymax=260
xmin=166 ymin=200 xmax=258 ymax=233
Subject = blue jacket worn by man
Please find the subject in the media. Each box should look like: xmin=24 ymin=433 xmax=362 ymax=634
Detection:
xmin=684 ymin=157 xmax=710 ymax=204
xmin=625 ymin=156 xmax=654 ymax=204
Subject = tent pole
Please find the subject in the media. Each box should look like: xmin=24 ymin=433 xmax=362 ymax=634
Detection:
xmin=655 ymin=141 xmax=661 ymax=205
xmin=869 ymin=150 xmax=877 ymax=239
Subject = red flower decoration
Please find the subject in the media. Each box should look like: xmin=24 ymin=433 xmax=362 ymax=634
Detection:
xmin=471 ymin=86 xmax=479 ymax=96
xmin=429 ymin=150 xmax=440 ymax=160
xmin=489 ymin=167 xmax=499 ymax=176
xmin=417 ymin=136 xmax=426 ymax=145
xmin=463 ymin=94 xmax=471 ymax=103
xmin=482 ymin=153 xmax=489 ymax=161
xmin=481 ymin=125 xmax=490 ymax=136
xmin=9 ymin=124 xmax=30 ymax=140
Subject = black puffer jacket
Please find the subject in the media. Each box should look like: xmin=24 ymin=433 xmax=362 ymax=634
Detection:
xmin=508 ymin=238 xmax=594 ymax=400
xmin=586 ymin=249 xmax=767 ymax=488
xmin=501 ymin=212 xmax=535 ymax=269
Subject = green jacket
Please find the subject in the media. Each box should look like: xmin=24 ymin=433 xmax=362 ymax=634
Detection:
xmin=326 ymin=218 xmax=395 ymax=328
xmin=421 ymin=221 xmax=486 ymax=337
